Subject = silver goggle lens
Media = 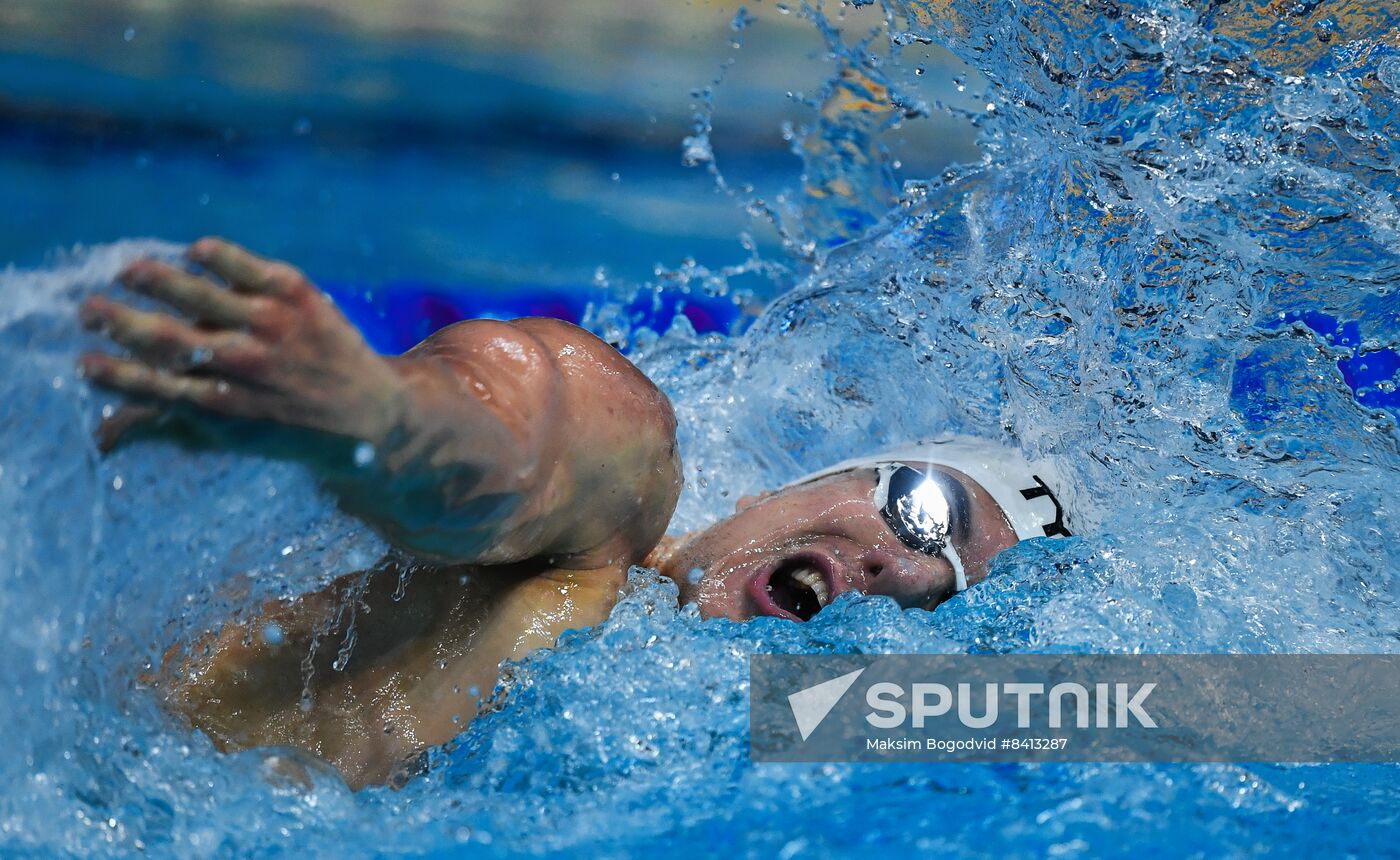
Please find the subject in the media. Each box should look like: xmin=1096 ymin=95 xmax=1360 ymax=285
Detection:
xmin=875 ymin=464 xmax=968 ymax=592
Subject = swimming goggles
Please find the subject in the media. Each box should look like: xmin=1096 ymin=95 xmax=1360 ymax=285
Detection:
xmin=873 ymin=463 xmax=969 ymax=593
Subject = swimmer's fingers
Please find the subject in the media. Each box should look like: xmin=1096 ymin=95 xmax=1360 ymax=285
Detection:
xmin=118 ymin=259 xmax=260 ymax=329
xmin=187 ymin=237 xmax=310 ymax=298
xmin=95 ymin=403 xmax=161 ymax=454
xmin=79 ymin=353 xmax=250 ymax=414
xmin=80 ymin=295 xmax=264 ymax=373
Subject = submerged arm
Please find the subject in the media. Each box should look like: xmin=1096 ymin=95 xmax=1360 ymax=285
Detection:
xmin=163 ymin=554 xmax=627 ymax=788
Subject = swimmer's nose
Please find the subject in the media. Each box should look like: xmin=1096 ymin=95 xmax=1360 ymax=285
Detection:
xmin=858 ymin=550 xmax=954 ymax=608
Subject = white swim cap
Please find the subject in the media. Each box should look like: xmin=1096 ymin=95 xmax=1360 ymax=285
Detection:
xmin=785 ymin=435 xmax=1075 ymax=544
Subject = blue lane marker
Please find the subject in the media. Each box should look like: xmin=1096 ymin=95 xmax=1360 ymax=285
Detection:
xmin=320 ymin=281 xmax=744 ymax=356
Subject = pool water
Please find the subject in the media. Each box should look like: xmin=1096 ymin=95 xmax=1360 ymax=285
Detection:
xmin=3 ymin=0 xmax=1400 ymax=856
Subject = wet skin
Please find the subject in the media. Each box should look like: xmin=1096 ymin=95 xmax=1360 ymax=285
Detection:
xmin=81 ymin=240 xmax=1017 ymax=788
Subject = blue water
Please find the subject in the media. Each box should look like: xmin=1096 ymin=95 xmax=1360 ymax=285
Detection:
xmin=3 ymin=0 xmax=1400 ymax=856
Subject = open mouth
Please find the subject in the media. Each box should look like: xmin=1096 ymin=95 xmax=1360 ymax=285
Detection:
xmin=748 ymin=554 xmax=835 ymax=621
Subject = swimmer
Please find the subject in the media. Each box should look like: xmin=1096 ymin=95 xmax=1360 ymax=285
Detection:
xmin=79 ymin=239 xmax=1072 ymax=788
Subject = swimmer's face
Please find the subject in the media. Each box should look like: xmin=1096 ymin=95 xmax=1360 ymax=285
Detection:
xmin=659 ymin=464 xmax=1019 ymax=621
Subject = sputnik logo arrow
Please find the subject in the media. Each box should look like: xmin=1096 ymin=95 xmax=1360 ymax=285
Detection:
xmin=788 ymin=668 xmax=866 ymax=741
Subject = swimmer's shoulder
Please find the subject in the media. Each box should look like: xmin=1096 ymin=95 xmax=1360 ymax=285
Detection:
xmin=512 ymin=317 xmax=671 ymax=403
xmin=524 ymin=317 xmax=681 ymax=567
xmin=407 ymin=316 xmax=674 ymax=426
xmin=418 ymin=316 xmax=680 ymax=568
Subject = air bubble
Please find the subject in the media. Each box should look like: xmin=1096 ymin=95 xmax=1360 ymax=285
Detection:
xmin=1379 ymin=57 xmax=1400 ymax=93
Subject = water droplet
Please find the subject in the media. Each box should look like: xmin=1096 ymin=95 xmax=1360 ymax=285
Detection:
xmin=353 ymin=441 xmax=376 ymax=467
xmin=681 ymin=133 xmax=713 ymax=167
xmin=123 ymin=27 xmax=136 ymax=42
xmin=111 ymin=476 xmax=124 ymax=491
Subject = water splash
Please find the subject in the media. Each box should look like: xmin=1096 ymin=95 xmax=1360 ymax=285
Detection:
xmin=3 ymin=0 xmax=1400 ymax=855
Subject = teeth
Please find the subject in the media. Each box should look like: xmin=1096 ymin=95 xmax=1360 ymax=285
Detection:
xmin=791 ymin=568 xmax=830 ymax=606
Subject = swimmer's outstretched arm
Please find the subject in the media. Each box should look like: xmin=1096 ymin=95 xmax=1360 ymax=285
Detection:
xmin=80 ymin=238 xmax=681 ymax=569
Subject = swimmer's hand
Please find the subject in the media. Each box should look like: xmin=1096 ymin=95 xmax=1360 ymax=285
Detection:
xmin=80 ymin=238 xmax=404 ymax=452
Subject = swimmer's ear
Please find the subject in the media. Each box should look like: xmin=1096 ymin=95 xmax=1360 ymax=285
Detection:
xmin=735 ymin=491 xmax=774 ymax=513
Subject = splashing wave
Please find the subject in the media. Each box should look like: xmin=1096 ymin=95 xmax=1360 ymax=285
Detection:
xmin=2 ymin=0 xmax=1399 ymax=855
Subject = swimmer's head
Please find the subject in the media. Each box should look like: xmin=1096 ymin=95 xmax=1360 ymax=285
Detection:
xmin=655 ymin=438 xmax=1073 ymax=622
